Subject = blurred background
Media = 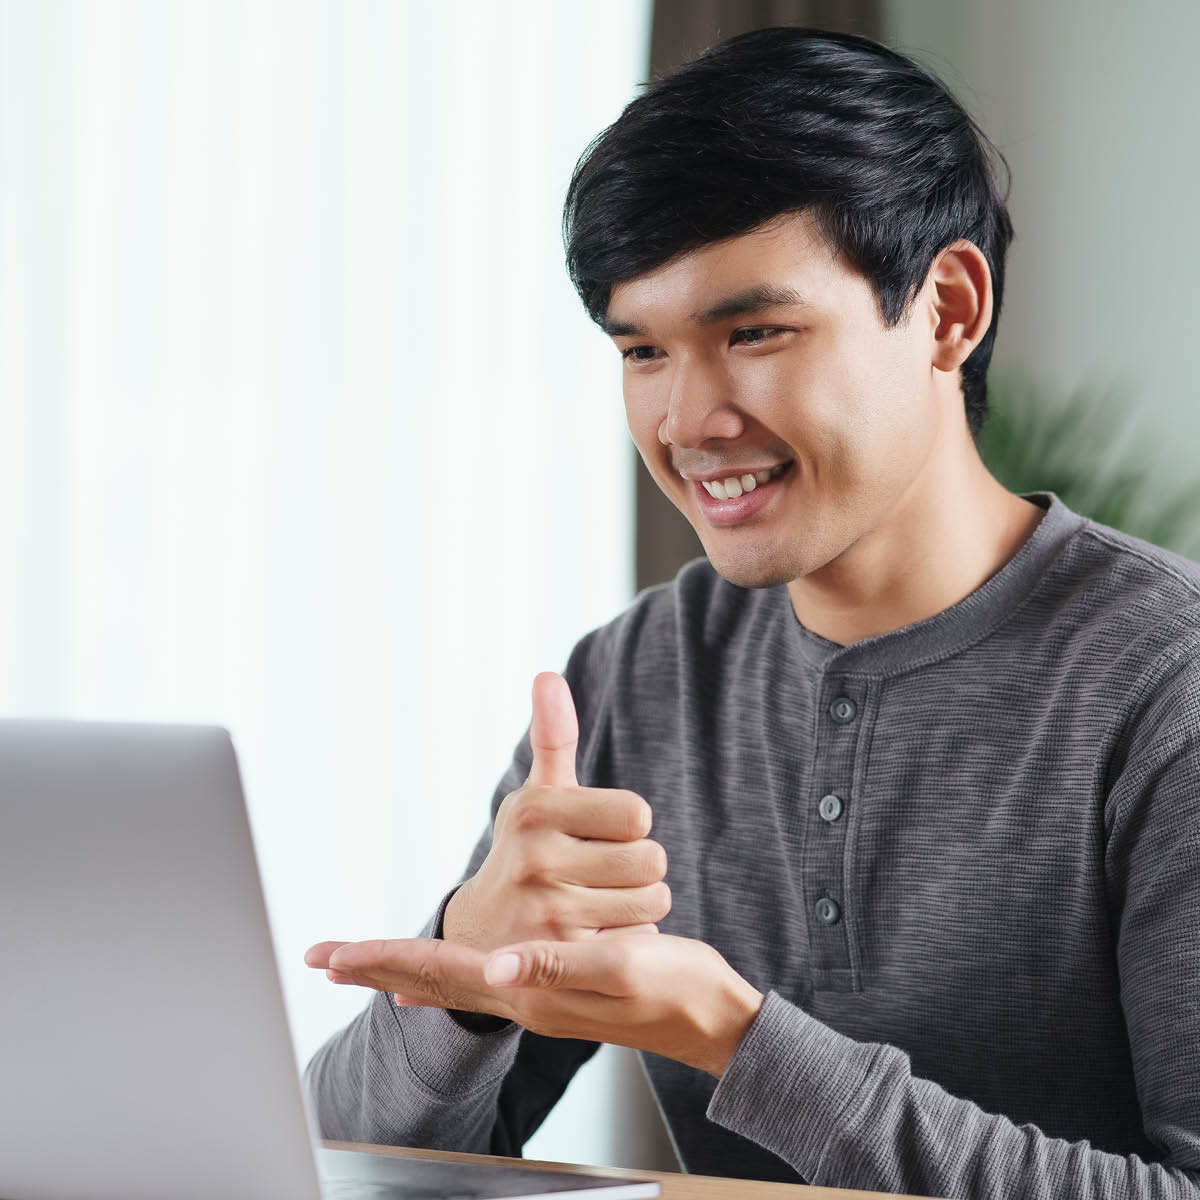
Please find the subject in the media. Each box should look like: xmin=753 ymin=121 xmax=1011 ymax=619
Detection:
xmin=2 ymin=0 xmax=1197 ymax=1174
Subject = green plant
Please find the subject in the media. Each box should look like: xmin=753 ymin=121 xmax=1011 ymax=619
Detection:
xmin=976 ymin=369 xmax=1200 ymax=557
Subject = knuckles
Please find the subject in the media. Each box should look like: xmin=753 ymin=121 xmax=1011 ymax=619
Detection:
xmin=522 ymin=944 xmax=572 ymax=989
xmin=538 ymin=896 xmax=573 ymax=939
xmin=621 ymin=880 xmax=671 ymax=926
xmin=501 ymin=785 xmax=654 ymax=846
xmin=507 ymin=792 xmax=552 ymax=835
xmin=513 ymin=845 xmax=554 ymax=887
xmin=484 ymin=786 xmax=668 ymax=948
xmin=606 ymin=838 xmax=668 ymax=883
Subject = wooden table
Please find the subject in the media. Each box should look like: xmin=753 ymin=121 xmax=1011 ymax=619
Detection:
xmin=322 ymin=1140 xmax=946 ymax=1199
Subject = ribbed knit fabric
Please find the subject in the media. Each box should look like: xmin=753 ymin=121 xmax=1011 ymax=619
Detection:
xmin=304 ymin=491 xmax=1200 ymax=1197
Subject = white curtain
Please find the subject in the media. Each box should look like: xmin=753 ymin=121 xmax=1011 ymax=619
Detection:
xmin=0 ymin=0 xmax=650 ymax=1166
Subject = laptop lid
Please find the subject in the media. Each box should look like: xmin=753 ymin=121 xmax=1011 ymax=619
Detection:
xmin=0 ymin=719 xmax=660 ymax=1200
xmin=0 ymin=719 xmax=325 ymax=1200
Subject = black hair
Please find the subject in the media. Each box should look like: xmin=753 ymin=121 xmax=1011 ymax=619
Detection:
xmin=562 ymin=26 xmax=1015 ymax=439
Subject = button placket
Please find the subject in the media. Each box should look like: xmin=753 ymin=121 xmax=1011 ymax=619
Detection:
xmin=803 ymin=679 xmax=864 ymax=988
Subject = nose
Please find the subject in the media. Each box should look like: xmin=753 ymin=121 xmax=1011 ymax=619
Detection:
xmin=658 ymin=356 xmax=744 ymax=448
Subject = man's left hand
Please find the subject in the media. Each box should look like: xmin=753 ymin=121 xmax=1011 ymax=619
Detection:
xmin=304 ymin=932 xmax=765 ymax=1078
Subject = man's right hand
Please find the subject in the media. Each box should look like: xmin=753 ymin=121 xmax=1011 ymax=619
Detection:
xmin=442 ymin=670 xmax=670 ymax=955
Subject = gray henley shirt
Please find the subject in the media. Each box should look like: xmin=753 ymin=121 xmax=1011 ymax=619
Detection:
xmin=304 ymin=490 xmax=1200 ymax=1198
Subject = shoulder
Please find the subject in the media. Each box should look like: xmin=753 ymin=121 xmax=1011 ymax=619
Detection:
xmin=1041 ymin=508 xmax=1200 ymax=674
xmin=1074 ymin=514 xmax=1200 ymax=602
xmin=1056 ymin=516 xmax=1200 ymax=787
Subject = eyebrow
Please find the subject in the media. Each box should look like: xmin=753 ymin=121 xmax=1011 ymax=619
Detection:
xmin=602 ymin=283 xmax=815 ymax=338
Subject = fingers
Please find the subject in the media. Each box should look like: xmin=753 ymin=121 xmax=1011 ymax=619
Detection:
xmin=546 ymin=833 xmax=667 ymax=887
xmin=568 ymin=882 xmax=672 ymax=930
xmin=327 ymin=937 xmax=445 ymax=973
xmin=326 ymin=937 xmax=500 ymax=1015
xmin=594 ymin=924 xmax=659 ymax=937
xmin=512 ymin=786 xmax=653 ymax=842
xmin=321 ymin=969 xmax=427 ymax=1001
xmin=305 ymin=940 xmax=352 ymax=968
xmin=484 ymin=937 xmax=643 ymax=995
xmin=524 ymin=671 xmax=580 ymax=789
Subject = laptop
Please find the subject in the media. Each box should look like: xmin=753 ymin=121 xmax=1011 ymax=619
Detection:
xmin=0 ymin=719 xmax=661 ymax=1200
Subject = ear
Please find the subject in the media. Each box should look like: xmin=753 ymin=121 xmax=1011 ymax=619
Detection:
xmin=927 ymin=238 xmax=993 ymax=376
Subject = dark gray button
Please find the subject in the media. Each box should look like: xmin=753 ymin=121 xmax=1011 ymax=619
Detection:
xmin=815 ymin=897 xmax=841 ymax=924
xmin=829 ymin=696 xmax=857 ymax=723
xmin=818 ymin=793 xmax=844 ymax=822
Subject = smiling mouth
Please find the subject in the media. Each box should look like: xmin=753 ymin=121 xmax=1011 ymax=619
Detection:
xmin=689 ymin=459 xmax=796 ymax=527
xmin=695 ymin=460 xmax=794 ymax=500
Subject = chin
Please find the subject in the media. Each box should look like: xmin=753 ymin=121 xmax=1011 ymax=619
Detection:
xmin=701 ymin=542 xmax=803 ymax=590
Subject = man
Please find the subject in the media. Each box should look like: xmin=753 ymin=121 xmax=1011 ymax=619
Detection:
xmin=303 ymin=26 xmax=1200 ymax=1197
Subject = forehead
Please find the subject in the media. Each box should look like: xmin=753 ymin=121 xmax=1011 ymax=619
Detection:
xmin=606 ymin=210 xmax=847 ymax=329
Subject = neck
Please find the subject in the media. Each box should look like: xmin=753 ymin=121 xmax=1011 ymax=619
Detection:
xmin=786 ymin=428 xmax=1044 ymax=648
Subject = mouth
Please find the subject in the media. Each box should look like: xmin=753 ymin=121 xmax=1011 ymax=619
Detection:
xmin=691 ymin=459 xmax=795 ymax=527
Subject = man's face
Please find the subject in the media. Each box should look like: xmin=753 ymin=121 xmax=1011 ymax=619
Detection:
xmin=606 ymin=209 xmax=950 ymax=591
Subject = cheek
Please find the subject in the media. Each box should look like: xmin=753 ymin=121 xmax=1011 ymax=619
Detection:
xmin=787 ymin=356 xmax=920 ymax=486
xmin=624 ymin=381 xmax=664 ymax=448
xmin=832 ymin=378 xmax=936 ymax=491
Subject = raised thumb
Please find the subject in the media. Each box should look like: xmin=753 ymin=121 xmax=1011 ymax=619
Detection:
xmin=524 ymin=670 xmax=580 ymax=789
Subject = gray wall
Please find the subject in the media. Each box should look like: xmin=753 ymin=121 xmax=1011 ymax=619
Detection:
xmin=884 ymin=0 xmax=1200 ymax=487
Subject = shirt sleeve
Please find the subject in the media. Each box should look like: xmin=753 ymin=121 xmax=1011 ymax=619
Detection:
xmin=706 ymin=640 xmax=1200 ymax=1198
xmin=303 ymin=626 xmax=616 ymax=1155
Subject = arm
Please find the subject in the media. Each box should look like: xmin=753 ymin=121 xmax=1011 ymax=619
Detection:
xmin=302 ymin=869 xmax=601 ymax=1155
xmin=303 ymin=629 xmax=615 ymax=1154
xmin=706 ymin=648 xmax=1200 ymax=1199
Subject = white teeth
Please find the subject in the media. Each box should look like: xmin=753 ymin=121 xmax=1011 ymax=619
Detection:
xmin=701 ymin=462 xmax=790 ymax=500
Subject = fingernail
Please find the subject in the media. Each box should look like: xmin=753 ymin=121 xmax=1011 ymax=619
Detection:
xmin=485 ymin=953 xmax=521 ymax=985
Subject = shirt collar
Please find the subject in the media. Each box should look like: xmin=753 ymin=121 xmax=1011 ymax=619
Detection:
xmin=786 ymin=491 xmax=1088 ymax=675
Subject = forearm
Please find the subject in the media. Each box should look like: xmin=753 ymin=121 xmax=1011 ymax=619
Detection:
xmin=302 ymin=885 xmax=522 ymax=1151
xmin=708 ymin=991 xmax=1200 ymax=1199
xmin=302 ymin=984 xmax=522 ymax=1150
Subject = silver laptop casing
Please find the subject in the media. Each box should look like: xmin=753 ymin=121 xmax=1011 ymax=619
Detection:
xmin=0 ymin=719 xmax=659 ymax=1200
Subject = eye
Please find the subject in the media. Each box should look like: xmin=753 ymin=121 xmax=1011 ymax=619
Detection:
xmin=620 ymin=345 xmax=662 ymax=364
xmin=731 ymin=326 xmax=782 ymax=347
